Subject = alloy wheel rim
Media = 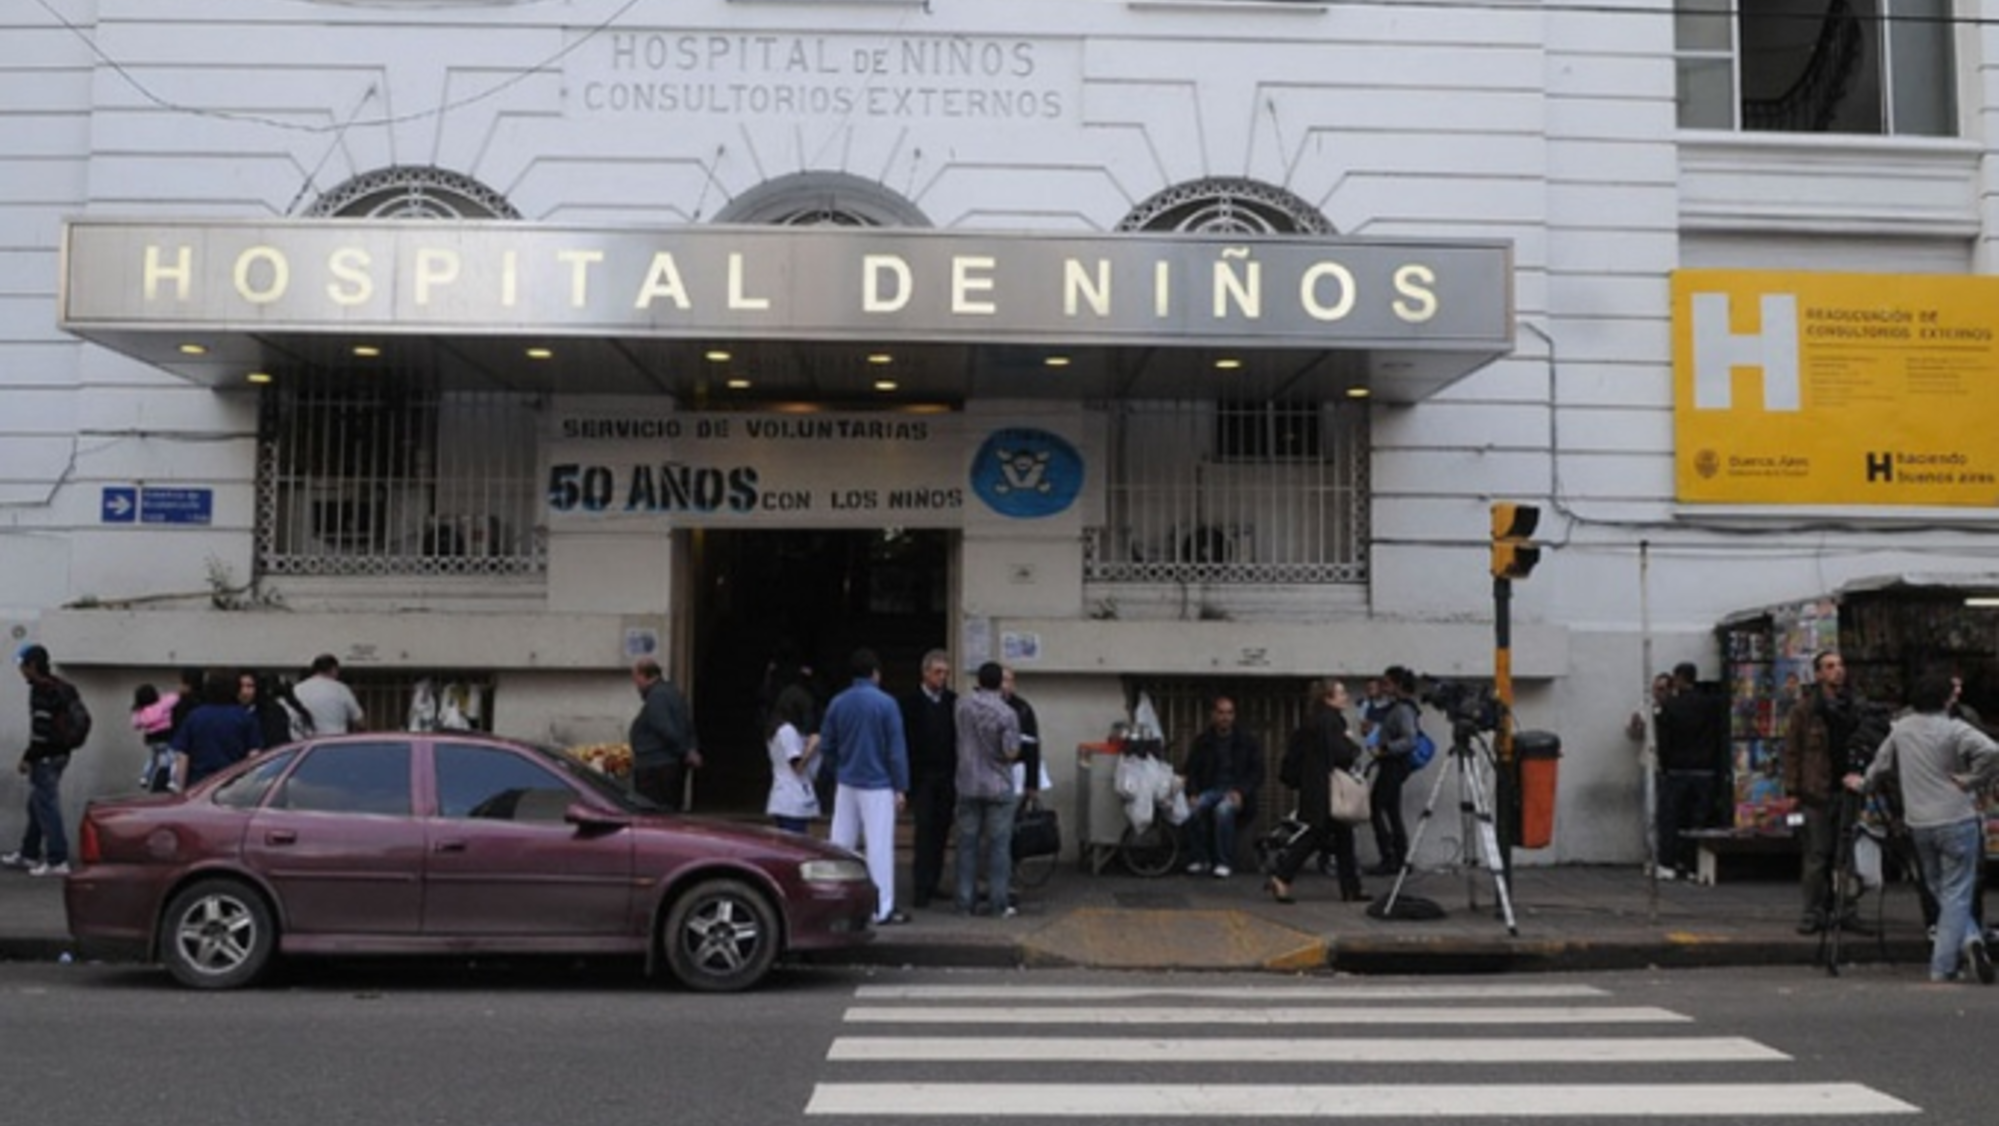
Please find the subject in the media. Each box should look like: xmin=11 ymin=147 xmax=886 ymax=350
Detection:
xmin=683 ymin=897 xmax=760 ymax=973
xmin=176 ymin=894 xmax=256 ymax=974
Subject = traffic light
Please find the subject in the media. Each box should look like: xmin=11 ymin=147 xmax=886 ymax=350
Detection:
xmin=1490 ymin=502 xmax=1541 ymax=580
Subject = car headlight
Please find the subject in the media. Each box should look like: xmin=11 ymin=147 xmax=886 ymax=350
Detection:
xmin=799 ymin=858 xmax=870 ymax=883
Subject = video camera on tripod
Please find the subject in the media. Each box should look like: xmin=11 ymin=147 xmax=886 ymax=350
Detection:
xmin=1417 ymin=674 xmax=1504 ymax=742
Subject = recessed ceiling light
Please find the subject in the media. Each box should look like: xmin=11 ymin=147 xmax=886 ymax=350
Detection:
xmin=867 ymin=353 xmax=894 ymax=366
xmin=1214 ymin=357 xmax=1242 ymax=371
xmin=525 ymin=347 xmax=554 ymax=360
xmin=1044 ymin=355 xmax=1072 ymax=368
xmin=246 ymin=372 xmax=273 ymax=384
xmin=726 ymin=378 xmax=752 ymax=390
xmin=177 ymin=343 xmax=208 ymax=356
xmin=705 ymin=349 xmax=732 ymax=363
xmin=873 ymin=379 xmax=898 ymax=392
xmin=1345 ymin=387 xmax=1371 ymax=399
xmin=352 ymin=345 xmax=381 ymax=358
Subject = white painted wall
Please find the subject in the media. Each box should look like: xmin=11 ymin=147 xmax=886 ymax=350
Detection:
xmin=4 ymin=0 xmax=1997 ymax=862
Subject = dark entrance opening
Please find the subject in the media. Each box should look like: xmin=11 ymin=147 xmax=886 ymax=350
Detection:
xmin=688 ymin=528 xmax=951 ymax=813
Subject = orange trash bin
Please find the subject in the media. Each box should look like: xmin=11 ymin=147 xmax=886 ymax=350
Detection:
xmin=1514 ymin=730 xmax=1561 ymax=850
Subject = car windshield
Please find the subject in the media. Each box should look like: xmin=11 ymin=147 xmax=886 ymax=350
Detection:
xmin=529 ymin=742 xmax=660 ymax=814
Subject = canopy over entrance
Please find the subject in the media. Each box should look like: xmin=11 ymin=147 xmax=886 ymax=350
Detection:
xmin=60 ymin=219 xmax=1513 ymax=404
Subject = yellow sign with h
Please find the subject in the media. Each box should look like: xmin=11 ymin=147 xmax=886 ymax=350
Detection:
xmin=1672 ymin=269 xmax=1999 ymax=506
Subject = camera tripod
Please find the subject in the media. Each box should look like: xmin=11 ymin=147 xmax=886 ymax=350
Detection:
xmin=1377 ymin=721 xmax=1519 ymax=936
xmin=1816 ymin=791 xmax=1913 ymax=976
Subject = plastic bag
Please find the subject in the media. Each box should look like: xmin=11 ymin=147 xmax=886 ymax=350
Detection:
xmin=1166 ymin=780 xmax=1191 ymax=826
xmin=1145 ymin=755 xmax=1175 ymax=805
xmin=1114 ymin=753 xmax=1147 ymax=801
xmin=1852 ymin=831 xmax=1885 ymax=891
xmin=1132 ymin=692 xmax=1164 ymax=742
xmin=1123 ymin=787 xmax=1155 ymax=834
xmin=407 ymin=678 xmax=439 ymax=732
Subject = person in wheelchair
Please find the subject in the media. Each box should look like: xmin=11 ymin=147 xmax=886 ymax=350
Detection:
xmin=1178 ymin=693 xmax=1262 ymax=879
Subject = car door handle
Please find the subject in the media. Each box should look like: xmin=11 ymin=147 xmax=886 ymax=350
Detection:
xmin=265 ymin=829 xmax=297 ymax=845
xmin=433 ymin=839 xmax=468 ymax=854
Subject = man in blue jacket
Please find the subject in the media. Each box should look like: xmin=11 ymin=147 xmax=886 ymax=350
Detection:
xmin=821 ymin=648 xmax=911 ymax=925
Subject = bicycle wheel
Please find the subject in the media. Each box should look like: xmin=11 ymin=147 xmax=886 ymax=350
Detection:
xmin=1121 ymin=821 xmax=1181 ymax=878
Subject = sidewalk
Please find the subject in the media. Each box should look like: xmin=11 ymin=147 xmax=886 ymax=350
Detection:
xmin=0 ymin=859 xmax=1936 ymax=975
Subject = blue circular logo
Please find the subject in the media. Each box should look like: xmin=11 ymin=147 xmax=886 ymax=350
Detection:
xmin=971 ymin=428 xmax=1084 ymax=519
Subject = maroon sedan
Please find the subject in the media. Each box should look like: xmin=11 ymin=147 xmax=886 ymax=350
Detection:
xmin=66 ymin=734 xmax=876 ymax=991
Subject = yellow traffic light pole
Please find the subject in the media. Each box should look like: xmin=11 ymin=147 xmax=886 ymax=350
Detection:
xmin=1489 ymin=502 xmax=1541 ymax=887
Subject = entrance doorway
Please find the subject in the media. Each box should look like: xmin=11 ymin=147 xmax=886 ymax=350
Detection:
xmin=687 ymin=528 xmax=953 ymax=813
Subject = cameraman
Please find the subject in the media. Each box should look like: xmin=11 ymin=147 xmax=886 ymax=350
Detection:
xmin=1782 ymin=651 xmax=1866 ymax=935
xmin=1367 ymin=666 xmax=1421 ymax=875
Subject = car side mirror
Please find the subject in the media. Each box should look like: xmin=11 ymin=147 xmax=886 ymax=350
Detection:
xmin=564 ymin=802 xmax=631 ymax=835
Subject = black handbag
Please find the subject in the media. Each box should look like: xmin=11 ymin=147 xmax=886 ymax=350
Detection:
xmin=1011 ymin=800 xmax=1061 ymax=860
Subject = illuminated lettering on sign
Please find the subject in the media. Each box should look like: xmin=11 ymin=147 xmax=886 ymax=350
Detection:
xmin=64 ymin=221 xmax=1511 ymax=350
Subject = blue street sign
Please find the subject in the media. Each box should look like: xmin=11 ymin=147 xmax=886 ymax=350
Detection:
xmin=139 ymin=487 xmax=213 ymax=526
xmin=101 ymin=486 xmax=138 ymax=523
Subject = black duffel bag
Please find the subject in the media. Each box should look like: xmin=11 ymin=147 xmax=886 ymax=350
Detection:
xmin=1011 ymin=798 xmax=1061 ymax=860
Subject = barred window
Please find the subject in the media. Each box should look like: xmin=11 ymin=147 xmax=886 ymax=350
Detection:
xmin=1084 ymin=400 xmax=1369 ymax=585
xmin=256 ymin=379 xmax=545 ymax=577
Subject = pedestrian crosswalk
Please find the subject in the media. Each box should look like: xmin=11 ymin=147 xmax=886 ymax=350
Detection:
xmin=805 ymin=981 xmax=1919 ymax=1118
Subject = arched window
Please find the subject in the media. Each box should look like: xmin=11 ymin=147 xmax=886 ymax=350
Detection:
xmin=714 ymin=171 xmax=930 ymax=228
xmin=1116 ymin=177 xmax=1331 ymax=235
xmin=305 ymin=166 xmax=520 ymax=219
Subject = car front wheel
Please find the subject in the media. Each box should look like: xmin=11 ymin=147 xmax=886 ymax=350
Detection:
xmin=661 ymin=877 xmax=779 ymax=993
xmin=160 ymin=878 xmax=277 ymax=989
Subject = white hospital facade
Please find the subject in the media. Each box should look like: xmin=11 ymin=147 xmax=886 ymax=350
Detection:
xmin=5 ymin=0 xmax=1998 ymax=863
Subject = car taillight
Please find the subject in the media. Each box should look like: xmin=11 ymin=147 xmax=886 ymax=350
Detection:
xmin=79 ymin=816 xmax=100 ymax=866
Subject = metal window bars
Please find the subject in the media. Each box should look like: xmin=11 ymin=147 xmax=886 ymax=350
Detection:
xmin=256 ymin=379 xmax=546 ymax=577
xmin=1084 ymin=399 xmax=1369 ymax=585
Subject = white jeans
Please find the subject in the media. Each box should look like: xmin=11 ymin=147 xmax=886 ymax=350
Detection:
xmin=831 ymin=784 xmax=899 ymax=921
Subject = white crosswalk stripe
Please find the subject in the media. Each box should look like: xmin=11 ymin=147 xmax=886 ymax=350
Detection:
xmin=843 ymin=1004 xmax=1690 ymax=1025
xmin=853 ymin=983 xmax=1612 ymax=1001
xmin=807 ymin=980 xmax=1921 ymax=1119
xmin=829 ymin=1036 xmax=1787 ymax=1063
xmin=807 ymin=1082 xmax=1914 ymax=1117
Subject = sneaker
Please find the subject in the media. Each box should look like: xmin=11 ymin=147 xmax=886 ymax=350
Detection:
xmin=1651 ymin=864 xmax=1678 ymax=881
xmin=0 ymin=852 xmax=31 ymax=870
xmin=1965 ymin=937 xmax=1995 ymax=986
xmin=28 ymin=861 xmax=70 ymax=877
xmin=1795 ymin=913 xmax=1825 ymax=936
xmin=1213 ymin=864 xmax=1232 ymax=879
xmin=1185 ymin=861 xmax=1209 ymax=876
xmin=1000 ymin=905 xmax=1019 ymax=919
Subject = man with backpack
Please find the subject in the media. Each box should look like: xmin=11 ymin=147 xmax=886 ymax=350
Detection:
xmin=5 ymin=644 xmax=89 ymax=877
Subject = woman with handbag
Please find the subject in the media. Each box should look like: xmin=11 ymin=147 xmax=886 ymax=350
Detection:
xmin=1268 ymin=679 xmax=1369 ymax=905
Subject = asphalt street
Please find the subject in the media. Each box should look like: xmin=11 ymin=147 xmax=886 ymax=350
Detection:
xmin=1 ymin=962 xmax=1988 ymax=1125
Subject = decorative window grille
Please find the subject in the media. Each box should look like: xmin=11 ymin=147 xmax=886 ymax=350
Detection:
xmin=713 ymin=171 xmax=931 ymax=228
xmin=256 ymin=378 xmax=545 ymax=577
xmin=1116 ymin=177 xmax=1332 ymax=235
xmin=1084 ymin=400 xmax=1369 ymax=585
xmin=303 ymin=166 xmax=522 ymax=219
